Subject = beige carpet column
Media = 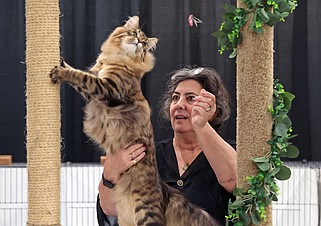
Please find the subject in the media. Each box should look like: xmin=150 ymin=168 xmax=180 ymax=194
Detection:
xmin=236 ymin=1 xmax=273 ymax=225
xmin=25 ymin=0 xmax=61 ymax=225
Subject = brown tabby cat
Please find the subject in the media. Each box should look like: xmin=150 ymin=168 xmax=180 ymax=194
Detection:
xmin=49 ymin=16 xmax=219 ymax=226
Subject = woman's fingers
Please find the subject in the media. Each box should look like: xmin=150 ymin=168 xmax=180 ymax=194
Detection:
xmin=124 ymin=143 xmax=146 ymax=165
xmin=131 ymin=150 xmax=146 ymax=166
xmin=125 ymin=143 xmax=146 ymax=158
xmin=193 ymin=89 xmax=216 ymax=114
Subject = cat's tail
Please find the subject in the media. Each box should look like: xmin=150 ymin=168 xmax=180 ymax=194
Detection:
xmin=162 ymin=182 xmax=221 ymax=226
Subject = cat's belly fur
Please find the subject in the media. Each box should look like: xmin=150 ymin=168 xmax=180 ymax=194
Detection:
xmin=83 ymin=99 xmax=151 ymax=153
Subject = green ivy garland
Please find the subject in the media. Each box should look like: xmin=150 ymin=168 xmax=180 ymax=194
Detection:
xmin=225 ymin=80 xmax=299 ymax=225
xmin=212 ymin=0 xmax=298 ymax=58
xmin=211 ymin=1 xmax=299 ymax=224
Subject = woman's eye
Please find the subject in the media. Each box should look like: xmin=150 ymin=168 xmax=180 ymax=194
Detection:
xmin=186 ymin=96 xmax=196 ymax=103
xmin=172 ymin=95 xmax=179 ymax=102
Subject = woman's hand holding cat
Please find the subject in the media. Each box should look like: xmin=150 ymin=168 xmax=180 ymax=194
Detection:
xmin=103 ymin=143 xmax=146 ymax=184
xmin=99 ymin=143 xmax=146 ymax=216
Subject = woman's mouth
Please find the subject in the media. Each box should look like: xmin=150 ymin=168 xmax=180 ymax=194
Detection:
xmin=175 ymin=115 xmax=187 ymax=119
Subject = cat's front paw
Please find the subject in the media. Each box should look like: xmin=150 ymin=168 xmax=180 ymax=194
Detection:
xmin=49 ymin=66 xmax=65 ymax=84
xmin=60 ymin=57 xmax=66 ymax=67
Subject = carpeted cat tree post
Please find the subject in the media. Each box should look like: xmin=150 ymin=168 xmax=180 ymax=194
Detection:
xmin=25 ymin=0 xmax=61 ymax=225
xmin=236 ymin=1 xmax=273 ymax=225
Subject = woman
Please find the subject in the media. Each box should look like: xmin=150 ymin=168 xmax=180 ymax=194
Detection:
xmin=97 ymin=66 xmax=237 ymax=225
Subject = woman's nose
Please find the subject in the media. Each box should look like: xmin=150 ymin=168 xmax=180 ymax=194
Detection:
xmin=176 ymin=98 xmax=186 ymax=109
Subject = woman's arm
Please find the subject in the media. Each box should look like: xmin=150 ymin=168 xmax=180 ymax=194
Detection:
xmin=194 ymin=123 xmax=237 ymax=193
xmin=99 ymin=143 xmax=146 ymax=215
xmin=192 ymin=89 xmax=237 ymax=193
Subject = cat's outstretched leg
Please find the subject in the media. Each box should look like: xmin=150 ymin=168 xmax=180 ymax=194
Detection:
xmin=49 ymin=61 xmax=98 ymax=101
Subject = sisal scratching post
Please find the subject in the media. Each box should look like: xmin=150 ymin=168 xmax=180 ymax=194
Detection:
xmin=236 ymin=1 xmax=273 ymax=225
xmin=25 ymin=0 xmax=61 ymax=225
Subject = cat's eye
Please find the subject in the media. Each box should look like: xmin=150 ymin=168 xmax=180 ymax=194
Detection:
xmin=127 ymin=31 xmax=137 ymax=37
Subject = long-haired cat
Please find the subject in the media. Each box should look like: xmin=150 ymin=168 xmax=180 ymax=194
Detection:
xmin=50 ymin=16 xmax=219 ymax=226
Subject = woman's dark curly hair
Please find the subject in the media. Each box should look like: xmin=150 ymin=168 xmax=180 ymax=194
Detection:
xmin=159 ymin=66 xmax=231 ymax=132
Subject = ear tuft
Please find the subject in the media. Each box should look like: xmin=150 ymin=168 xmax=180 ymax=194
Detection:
xmin=124 ymin=16 xmax=139 ymax=30
xmin=147 ymin=38 xmax=158 ymax=51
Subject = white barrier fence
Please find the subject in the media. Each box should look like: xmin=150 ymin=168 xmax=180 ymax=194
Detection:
xmin=0 ymin=162 xmax=320 ymax=226
xmin=0 ymin=163 xmax=101 ymax=226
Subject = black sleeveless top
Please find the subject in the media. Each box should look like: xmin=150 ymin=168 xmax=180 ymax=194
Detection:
xmin=97 ymin=138 xmax=235 ymax=226
xmin=156 ymin=138 xmax=235 ymax=225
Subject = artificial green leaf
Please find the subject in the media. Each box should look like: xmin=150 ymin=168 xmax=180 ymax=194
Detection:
xmin=211 ymin=31 xmax=222 ymax=38
xmin=233 ymin=187 xmax=245 ymax=196
xmin=283 ymin=98 xmax=292 ymax=111
xmin=281 ymin=117 xmax=292 ymax=129
xmin=279 ymin=12 xmax=290 ymax=18
xmin=251 ymin=210 xmax=261 ymax=225
xmin=272 ymin=194 xmax=278 ymax=201
xmin=250 ymin=12 xmax=257 ymax=30
xmin=258 ymin=8 xmax=270 ymax=23
xmin=229 ymin=199 xmax=245 ymax=209
xmin=222 ymin=21 xmax=234 ymax=33
xmin=222 ymin=13 xmax=235 ymax=21
xmin=229 ymin=49 xmax=237 ymax=58
xmin=222 ymin=4 xmax=238 ymax=14
xmin=265 ymin=196 xmax=273 ymax=205
xmin=274 ymin=115 xmax=284 ymax=123
xmin=251 ymin=0 xmax=260 ymax=7
xmin=240 ymin=213 xmax=252 ymax=225
xmin=273 ymin=123 xmax=288 ymax=137
xmin=252 ymin=157 xmax=269 ymax=163
xmin=276 ymin=109 xmax=288 ymax=117
xmin=218 ymin=36 xmax=229 ymax=47
xmin=267 ymin=14 xmax=282 ymax=26
xmin=283 ymin=92 xmax=295 ymax=110
xmin=278 ymin=150 xmax=287 ymax=158
xmin=275 ymin=0 xmax=286 ymax=4
xmin=271 ymin=167 xmax=280 ymax=176
xmin=232 ymin=35 xmax=239 ymax=48
xmin=237 ymin=33 xmax=243 ymax=45
xmin=276 ymin=141 xmax=286 ymax=150
xmin=287 ymin=134 xmax=298 ymax=140
xmin=253 ymin=26 xmax=264 ymax=34
xmin=286 ymin=144 xmax=299 ymax=158
xmin=275 ymin=165 xmax=291 ymax=180
xmin=279 ymin=2 xmax=292 ymax=12
xmin=258 ymin=162 xmax=270 ymax=172
xmin=283 ymin=91 xmax=295 ymax=101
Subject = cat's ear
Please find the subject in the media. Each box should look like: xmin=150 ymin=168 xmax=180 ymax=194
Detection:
xmin=124 ymin=16 xmax=139 ymax=30
xmin=146 ymin=38 xmax=158 ymax=51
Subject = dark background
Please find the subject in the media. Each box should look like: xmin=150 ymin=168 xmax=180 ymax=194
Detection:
xmin=0 ymin=0 xmax=320 ymax=163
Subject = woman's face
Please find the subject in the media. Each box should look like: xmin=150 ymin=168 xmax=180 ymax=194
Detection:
xmin=170 ymin=79 xmax=203 ymax=134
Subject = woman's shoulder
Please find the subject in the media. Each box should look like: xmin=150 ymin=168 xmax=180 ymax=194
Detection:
xmin=155 ymin=138 xmax=173 ymax=157
xmin=156 ymin=138 xmax=172 ymax=147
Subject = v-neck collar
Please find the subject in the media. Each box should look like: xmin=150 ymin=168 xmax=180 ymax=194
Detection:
xmin=169 ymin=139 xmax=205 ymax=178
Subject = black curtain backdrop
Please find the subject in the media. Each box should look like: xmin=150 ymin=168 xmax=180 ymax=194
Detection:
xmin=0 ymin=0 xmax=320 ymax=162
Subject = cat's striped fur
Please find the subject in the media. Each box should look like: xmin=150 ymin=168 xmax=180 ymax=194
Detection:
xmin=50 ymin=16 xmax=219 ymax=226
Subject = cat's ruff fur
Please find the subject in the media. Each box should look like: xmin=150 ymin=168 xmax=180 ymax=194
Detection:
xmin=50 ymin=16 xmax=219 ymax=226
